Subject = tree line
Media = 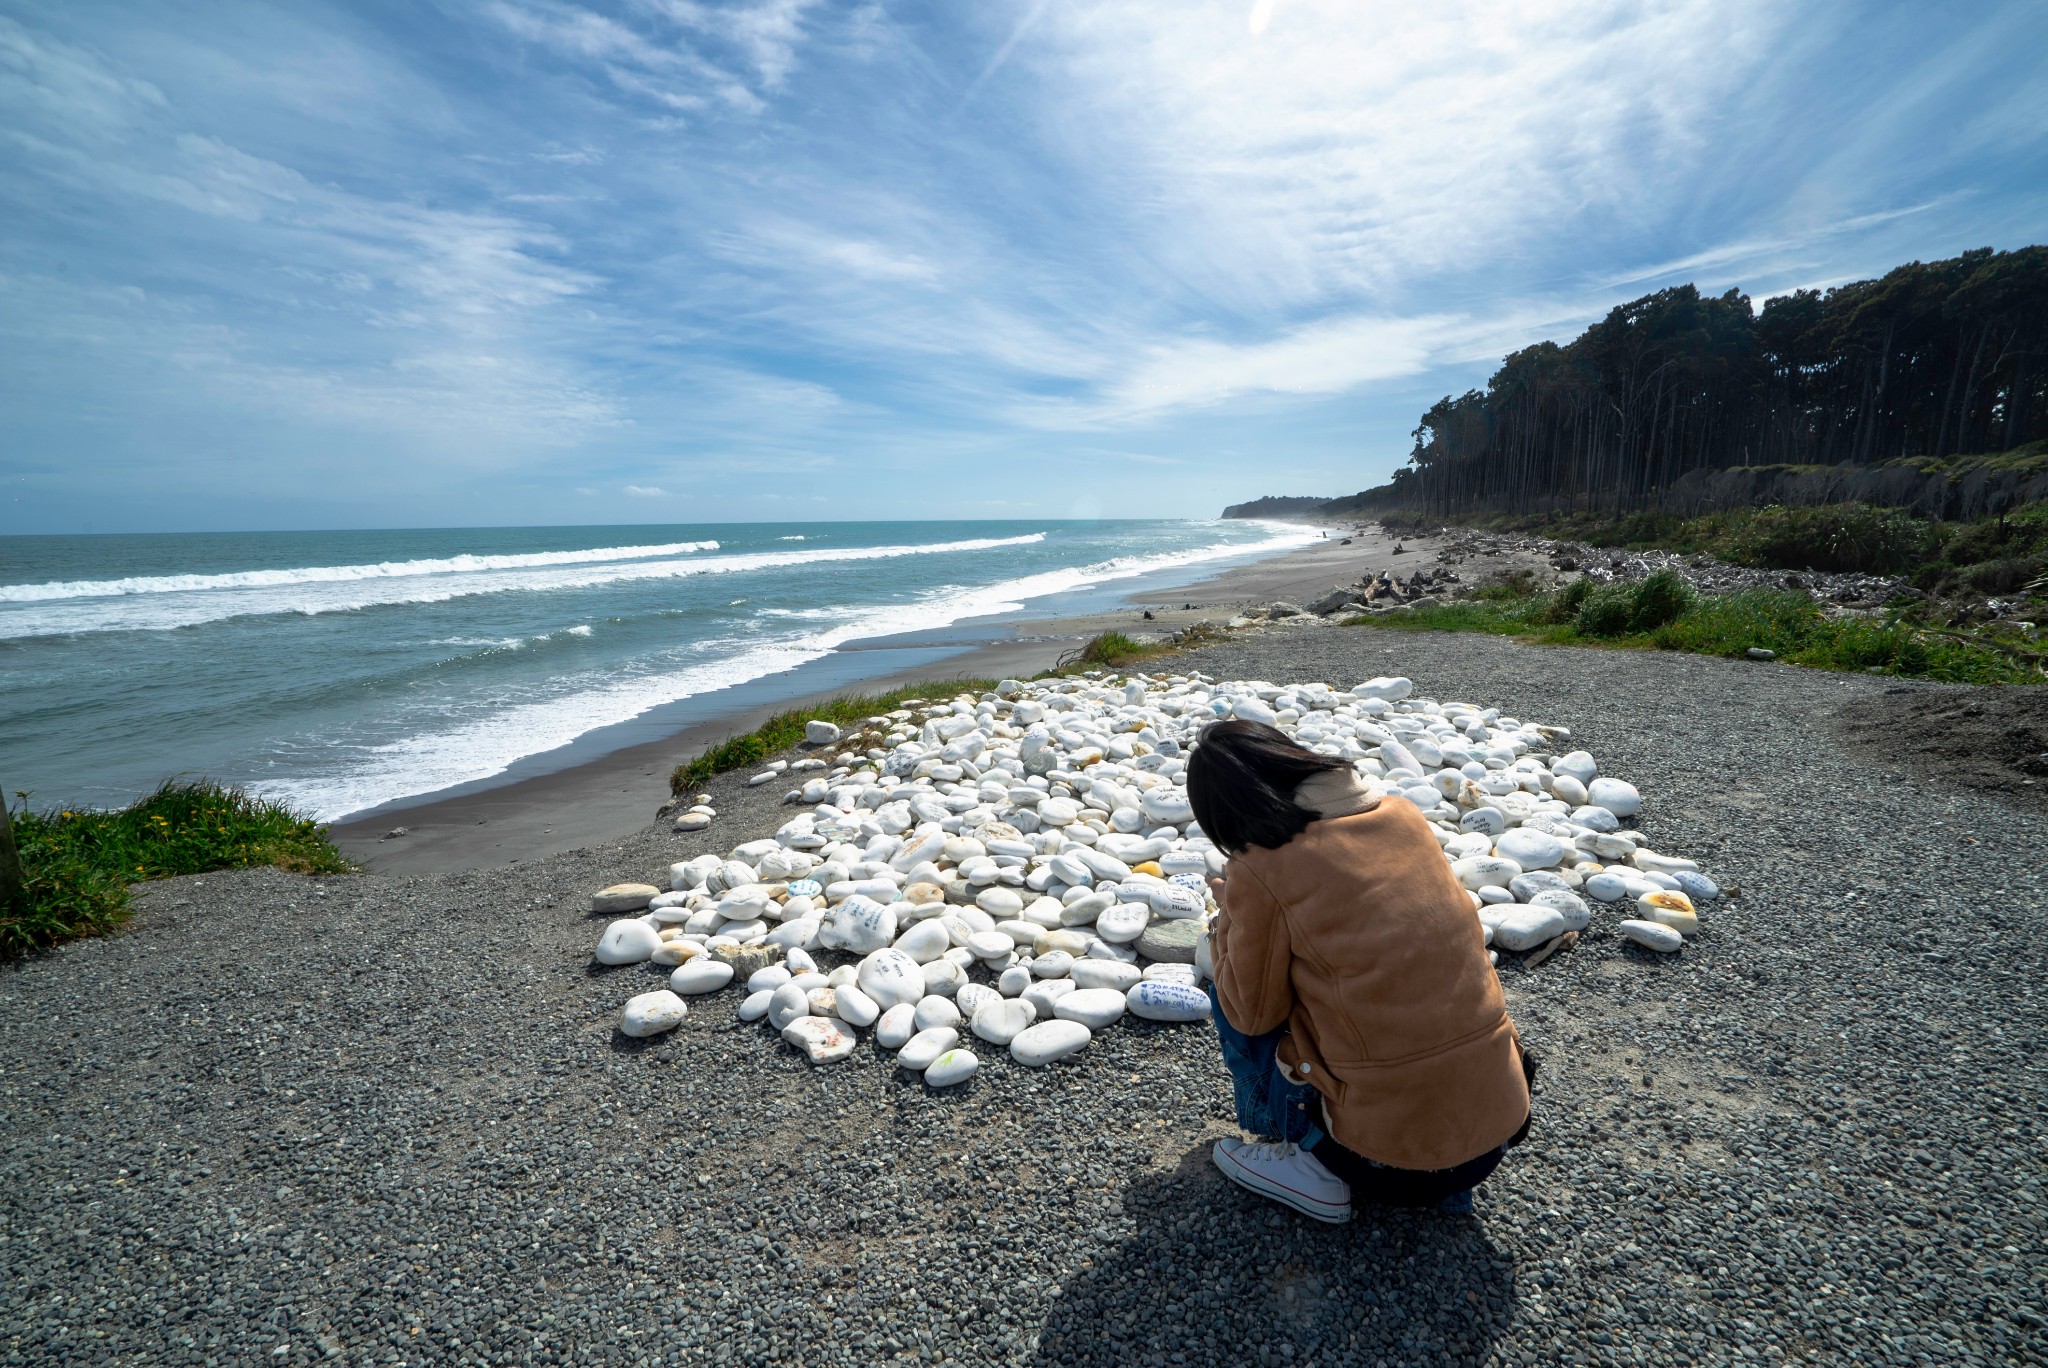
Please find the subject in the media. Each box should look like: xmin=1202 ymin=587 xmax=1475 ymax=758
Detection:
xmin=1354 ymin=246 xmax=2048 ymax=519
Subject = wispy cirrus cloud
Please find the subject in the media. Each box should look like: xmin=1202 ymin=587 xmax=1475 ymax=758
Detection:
xmin=1 ymin=0 xmax=2042 ymax=532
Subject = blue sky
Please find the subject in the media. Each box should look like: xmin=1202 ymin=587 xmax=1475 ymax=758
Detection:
xmin=3 ymin=1 xmax=2045 ymax=534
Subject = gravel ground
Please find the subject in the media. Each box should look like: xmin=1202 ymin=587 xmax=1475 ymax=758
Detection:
xmin=1830 ymin=683 xmax=2048 ymax=814
xmin=4 ymin=629 xmax=2046 ymax=1367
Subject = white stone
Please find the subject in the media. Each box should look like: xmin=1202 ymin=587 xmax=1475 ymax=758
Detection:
xmin=1584 ymin=872 xmax=1629 ymax=902
xmin=1673 ymin=870 xmax=1720 ymax=902
xmin=782 ymin=1015 xmax=857 ymax=1063
xmin=747 ymin=965 xmax=793 ymax=994
xmin=737 ymin=988 xmax=775 ymax=1023
xmin=820 ymin=896 xmax=897 ymax=954
xmin=669 ymin=958 xmax=736 ymax=994
xmin=894 ymin=919 xmax=953 ymax=965
xmin=874 ymin=1002 xmax=917 ymax=1048
xmin=1508 ymin=871 xmax=1569 ymax=901
xmin=968 ymin=931 xmax=1014 ymax=961
xmin=1054 ymin=988 xmax=1128 ymax=1029
xmin=592 ymin=882 xmax=660 ymax=913
xmin=1618 ymin=919 xmax=1684 ymax=952
xmin=1126 ymin=980 xmax=1212 ymax=1022
xmin=913 ymin=995 xmax=963 ymax=1031
xmin=1029 ymin=950 xmax=1075 ymax=979
xmin=856 ymin=948 xmax=925 ymax=1010
xmin=1071 ymin=959 xmax=1143 ymax=992
xmin=1020 ymin=978 xmax=1077 ymax=1019
xmin=805 ymin=719 xmax=842 ymax=745
xmin=919 ymin=959 xmax=966 ymax=998
xmin=1096 ymin=902 xmax=1150 ymax=944
xmin=1587 ymin=777 xmax=1642 ymax=818
xmin=1140 ymin=789 xmax=1196 ymax=826
xmin=998 ymin=965 xmax=1033 ymax=997
xmin=1459 ymin=807 xmax=1507 ymax=838
xmin=1354 ymin=676 xmax=1413 ymax=701
xmin=971 ymin=998 xmax=1037 ymax=1045
xmin=835 ymin=985 xmax=881 ymax=1028
xmin=1529 ymin=888 xmax=1592 ymax=930
xmin=595 ymin=919 xmax=662 ymax=965
xmin=923 ymin=1049 xmax=980 ymax=1087
xmin=767 ymin=982 xmax=812 ymax=1030
xmin=956 ymin=983 xmax=1001 ymax=1017
xmin=897 ymin=1026 xmax=960 ymax=1071
xmin=1037 ymin=797 xmax=1080 ymax=826
xmin=975 ymin=886 xmax=1024 ymax=917
xmin=1452 ymin=856 xmax=1521 ymax=891
xmin=1495 ymin=828 xmax=1566 ymax=870
xmin=620 ymin=990 xmax=687 ymax=1037
xmin=1553 ymin=751 xmax=1597 ymax=785
xmin=1632 ymin=849 xmax=1699 ymax=875
xmin=1010 ymin=1018 xmax=1093 ymax=1066
xmin=1491 ymin=905 xmax=1569 ymax=952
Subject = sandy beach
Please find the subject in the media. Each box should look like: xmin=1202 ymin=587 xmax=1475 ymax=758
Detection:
xmin=330 ymin=519 xmax=1433 ymax=874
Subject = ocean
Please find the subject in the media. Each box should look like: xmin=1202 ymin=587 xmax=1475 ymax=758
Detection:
xmin=1 ymin=519 xmax=1315 ymax=821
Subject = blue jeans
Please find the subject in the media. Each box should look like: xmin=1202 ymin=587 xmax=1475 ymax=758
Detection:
xmin=1207 ymin=982 xmax=1326 ymax=1149
xmin=1208 ymin=981 xmax=1511 ymax=1209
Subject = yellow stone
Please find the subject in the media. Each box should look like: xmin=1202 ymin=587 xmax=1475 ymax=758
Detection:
xmin=1132 ymin=861 xmax=1164 ymax=878
xmin=1637 ymin=890 xmax=1698 ymax=936
xmin=904 ymin=882 xmax=946 ymax=906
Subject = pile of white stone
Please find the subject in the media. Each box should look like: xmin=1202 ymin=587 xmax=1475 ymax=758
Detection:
xmin=593 ymin=672 xmax=1718 ymax=1085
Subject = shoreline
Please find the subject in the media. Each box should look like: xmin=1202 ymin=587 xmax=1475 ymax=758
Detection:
xmin=330 ymin=517 xmax=1418 ymax=873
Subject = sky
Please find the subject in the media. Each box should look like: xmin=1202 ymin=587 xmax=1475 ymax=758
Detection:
xmin=3 ymin=1 xmax=2046 ymax=534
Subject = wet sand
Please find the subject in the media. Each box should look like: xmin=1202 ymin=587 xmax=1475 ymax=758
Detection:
xmin=330 ymin=518 xmax=1431 ymax=873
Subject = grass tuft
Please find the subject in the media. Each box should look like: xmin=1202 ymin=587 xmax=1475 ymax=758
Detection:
xmin=1353 ymin=584 xmax=2037 ymax=685
xmin=5 ymin=781 xmax=351 ymax=961
xmin=1058 ymin=631 xmax=1171 ymax=671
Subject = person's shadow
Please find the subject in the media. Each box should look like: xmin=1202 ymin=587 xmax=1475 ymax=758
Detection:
xmin=1031 ymin=1144 xmax=1517 ymax=1367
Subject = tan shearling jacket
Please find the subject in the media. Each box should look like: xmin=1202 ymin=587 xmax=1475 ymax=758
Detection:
xmin=1211 ymin=790 xmax=1531 ymax=1172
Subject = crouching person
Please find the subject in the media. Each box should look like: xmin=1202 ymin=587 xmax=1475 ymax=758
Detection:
xmin=1187 ymin=719 xmax=1533 ymax=1223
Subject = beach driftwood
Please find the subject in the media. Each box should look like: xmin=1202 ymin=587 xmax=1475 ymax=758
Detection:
xmin=0 ymin=783 xmax=24 ymax=918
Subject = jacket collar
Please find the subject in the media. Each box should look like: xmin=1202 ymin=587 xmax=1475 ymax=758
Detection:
xmin=1294 ymin=767 xmax=1379 ymax=820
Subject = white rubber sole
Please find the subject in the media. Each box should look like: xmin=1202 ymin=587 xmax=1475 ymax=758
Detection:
xmin=1212 ymin=1146 xmax=1353 ymax=1224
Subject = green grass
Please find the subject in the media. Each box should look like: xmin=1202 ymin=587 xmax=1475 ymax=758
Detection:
xmin=1056 ymin=630 xmax=1176 ymax=671
xmin=1349 ymin=574 xmax=2040 ymax=684
xmin=4 ymin=781 xmax=352 ymax=960
xmin=671 ymin=679 xmax=1003 ymax=795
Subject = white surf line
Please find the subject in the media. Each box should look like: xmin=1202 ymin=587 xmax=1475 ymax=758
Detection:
xmin=267 ymin=524 xmax=1319 ymax=821
xmin=0 ymin=540 xmax=725 ymax=603
xmin=0 ymin=533 xmax=1051 ymax=640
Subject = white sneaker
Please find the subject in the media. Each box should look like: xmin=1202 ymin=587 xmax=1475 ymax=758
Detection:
xmin=1212 ymin=1137 xmax=1353 ymax=1223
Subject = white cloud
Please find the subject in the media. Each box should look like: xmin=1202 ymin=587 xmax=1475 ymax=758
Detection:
xmin=624 ymin=483 xmax=669 ymax=496
xmin=486 ymin=0 xmax=824 ymax=114
xmin=1023 ymin=0 xmax=1787 ymax=310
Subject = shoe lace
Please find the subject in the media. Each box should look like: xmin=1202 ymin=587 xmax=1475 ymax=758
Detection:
xmin=1234 ymin=1139 xmax=1300 ymax=1163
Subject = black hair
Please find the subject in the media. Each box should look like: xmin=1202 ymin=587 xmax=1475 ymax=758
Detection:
xmin=1185 ymin=718 xmax=1353 ymax=856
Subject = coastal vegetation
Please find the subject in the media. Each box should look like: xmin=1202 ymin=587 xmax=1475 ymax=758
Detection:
xmin=1351 ymin=247 xmax=2048 ymax=521
xmin=1390 ymin=489 xmax=2048 ymax=596
xmin=1349 ymin=569 xmax=2039 ymax=685
xmin=2 ymin=781 xmax=350 ymax=960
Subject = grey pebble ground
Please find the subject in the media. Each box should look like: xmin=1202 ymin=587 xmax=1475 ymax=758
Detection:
xmin=4 ymin=630 xmax=2045 ymax=1366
